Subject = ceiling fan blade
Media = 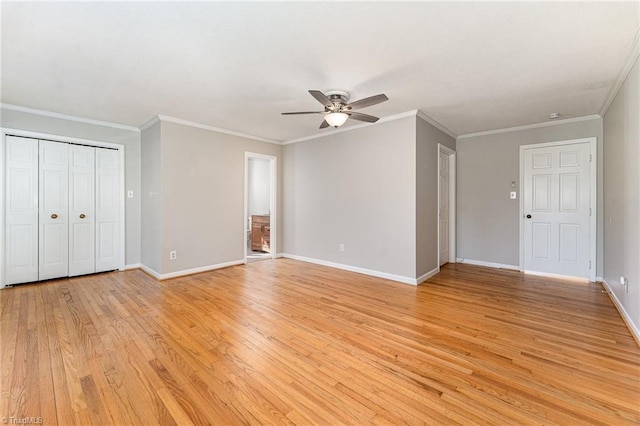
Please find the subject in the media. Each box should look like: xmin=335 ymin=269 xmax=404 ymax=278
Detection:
xmin=309 ymin=90 xmax=335 ymax=108
xmin=347 ymin=111 xmax=379 ymax=123
xmin=281 ymin=111 xmax=323 ymax=115
xmin=345 ymin=94 xmax=388 ymax=110
xmin=319 ymin=120 xmax=330 ymax=129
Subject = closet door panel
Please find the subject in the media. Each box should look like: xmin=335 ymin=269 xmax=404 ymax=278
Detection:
xmin=39 ymin=140 xmax=69 ymax=280
xmin=95 ymin=149 xmax=120 ymax=272
xmin=5 ymin=136 xmax=39 ymax=285
xmin=69 ymin=145 xmax=95 ymax=276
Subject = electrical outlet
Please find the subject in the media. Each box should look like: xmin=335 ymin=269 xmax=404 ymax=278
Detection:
xmin=339 ymin=243 xmax=345 ymax=252
xmin=169 ymin=251 xmax=177 ymax=260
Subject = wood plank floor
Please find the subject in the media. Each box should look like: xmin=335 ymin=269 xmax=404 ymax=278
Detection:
xmin=1 ymin=259 xmax=639 ymax=425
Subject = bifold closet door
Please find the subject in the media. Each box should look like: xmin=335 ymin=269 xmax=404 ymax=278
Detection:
xmin=5 ymin=137 xmax=121 ymax=284
xmin=69 ymin=145 xmax=95 ymax=276
xmin=4 ymin=136 xmax=39 ymax=285
xmin=39 ymin=140 xmax=69 ymax=280
xmin=95 ymin=149 xmax=120 ymax=272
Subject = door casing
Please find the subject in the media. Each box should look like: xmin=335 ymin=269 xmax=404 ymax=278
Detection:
xmin=519 ymin=137 xmax=597 ymax=282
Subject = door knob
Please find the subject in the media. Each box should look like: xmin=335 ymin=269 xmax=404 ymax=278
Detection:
xmin=526 ymin=214 xmax=532 ymax=219
xmin=79 ymin=214 xmax=86 ymax=219
xmin=51 ymin=213 xmax=58 ymax=219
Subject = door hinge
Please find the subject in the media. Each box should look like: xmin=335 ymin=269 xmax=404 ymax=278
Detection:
xmin=590 ymin=207 xmax=592 ymax=216
xmin=589 ymin=154 xmax=592 ymax=163
xmin=589 ymin=261 xmax=592 ymax=270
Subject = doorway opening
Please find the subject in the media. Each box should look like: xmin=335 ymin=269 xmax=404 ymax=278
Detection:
xmin=244 ymin=153 xmax=276 ymax=263
xmin=438 ymin=144 xmax=456 ymax=267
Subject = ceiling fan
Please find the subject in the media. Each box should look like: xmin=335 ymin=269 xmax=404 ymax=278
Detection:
xmin=282 ymin=90 xmax=389 ymax=129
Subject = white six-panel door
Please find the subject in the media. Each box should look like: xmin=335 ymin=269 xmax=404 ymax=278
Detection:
xmin=523 ymin=142 xmax=591 ymax=279
xmin=69 ymin=145 xmax=96 ymax=276
xmin=39 ymin=140 xmax=69 ymax=280
xmin=5 ymin=136 xmax=39 ymax=285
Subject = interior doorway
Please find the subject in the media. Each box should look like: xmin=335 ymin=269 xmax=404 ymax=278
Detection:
xmin=244 ymin=153 xmax=276 ymax=263
xmin=438 ymin=144 xmax=456 ymax=267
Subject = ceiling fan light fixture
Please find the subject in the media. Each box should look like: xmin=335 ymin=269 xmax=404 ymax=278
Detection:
xmin=325 ymin=112 xmax=348 ymax=127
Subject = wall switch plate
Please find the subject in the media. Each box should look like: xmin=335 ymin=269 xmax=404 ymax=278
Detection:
xmin=169 ymin=251 xmax=177 ymax=260
xmin=127 ymin=190 xmax=134 ymax=198
xmin=510 ymin=191 xmax=517 ymax=199
xmin=339 ymin=243 xmax=345 ymax=252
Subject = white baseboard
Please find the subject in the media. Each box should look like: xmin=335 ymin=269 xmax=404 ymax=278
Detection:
xmin=417 ymin=267 xmax=440 ymax=284
xmin=456 ymin=258 xmax=520 ymax=271
xmin=601 ymin=279 xmax=640 ymax=344
xmin=139 ymin=264 xmax=161 ymax=279
xmin=280 ymin=253 xmax=420 ymax=285
xmin=139 ymin=260 xmax=244 ymax=281
xmin=125 ymin=263 xmax=141 ymax=270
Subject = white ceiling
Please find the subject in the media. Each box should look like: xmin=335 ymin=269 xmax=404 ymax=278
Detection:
xmin=2 ymin=2 xmax=638 ymax=142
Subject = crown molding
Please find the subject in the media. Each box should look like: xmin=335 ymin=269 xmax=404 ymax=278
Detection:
xmin=282 ymin=110 xmax=419 ymax=145
xmin=600 ymin=30 xmax=640 ymax=116
xmin=457 ymin=114 xmax=602 ymax=140
xmin=139 ymin=115 xmax=161 ymax=132
xmin=0 ymin=103 xmax=140 ymax=132
xmin=151 ymin=114 xmax=280 ymax=145
xmin=416 ymin=110 xmax=457 ymax=139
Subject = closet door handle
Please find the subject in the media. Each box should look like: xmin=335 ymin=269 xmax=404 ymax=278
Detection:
xmin=51 ymin=213 xmax=58 ymax=219
xmin=79 ymin=214 xmax=86 ymax=219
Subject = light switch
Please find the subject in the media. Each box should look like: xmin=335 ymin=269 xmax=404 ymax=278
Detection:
xmin=127 ymin=190 xmax=134 ymax=199
xmin=510 ymin=191 xmax=517 ymax=199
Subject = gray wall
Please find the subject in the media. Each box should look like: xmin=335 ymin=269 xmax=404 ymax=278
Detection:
xmin=282 ymin=117 xmax=417 ymax=279
xmin=1 ymin=107 xmax=142 ymax=265
xmin=416 ymin=116 xmax=456 ymax=277
xmin=153 ymin=121 xmax=282 ymax=274
xmin=456 ymin=117 xmax=604 ymax=273
xmin=603 ymin=57 xmax=639 ymax=332
xmin=140 ymin=121 xmax=162 ymax=272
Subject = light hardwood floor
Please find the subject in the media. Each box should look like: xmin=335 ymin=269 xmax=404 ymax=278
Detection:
xmin=1 ymin=260 xmax=639 ymax=425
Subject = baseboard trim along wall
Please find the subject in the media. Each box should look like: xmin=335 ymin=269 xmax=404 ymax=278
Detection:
xmin=139 ymin=260 xmax=245 ymax=281
xmin=417 ymin=267 xmax=440 ymax=284
xmin=601 ymin=279 xmax=640 ymax=345
xmin=281 ymin=253 xmax=422 ymax=286
xmin=125 ymin=263 xmax=141 ymax=270
xmin=456 ymin=258 xmax=520 ymax=271
xmin=139 ymin=264 xmax=161 ymax=279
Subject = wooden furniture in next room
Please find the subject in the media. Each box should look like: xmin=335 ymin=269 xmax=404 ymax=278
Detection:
xmin=251 ymin=215 xmax=270 ymax=252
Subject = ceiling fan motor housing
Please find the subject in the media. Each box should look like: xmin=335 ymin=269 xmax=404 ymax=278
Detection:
xmin=325 ymin=90 xmax=350 ymax=110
